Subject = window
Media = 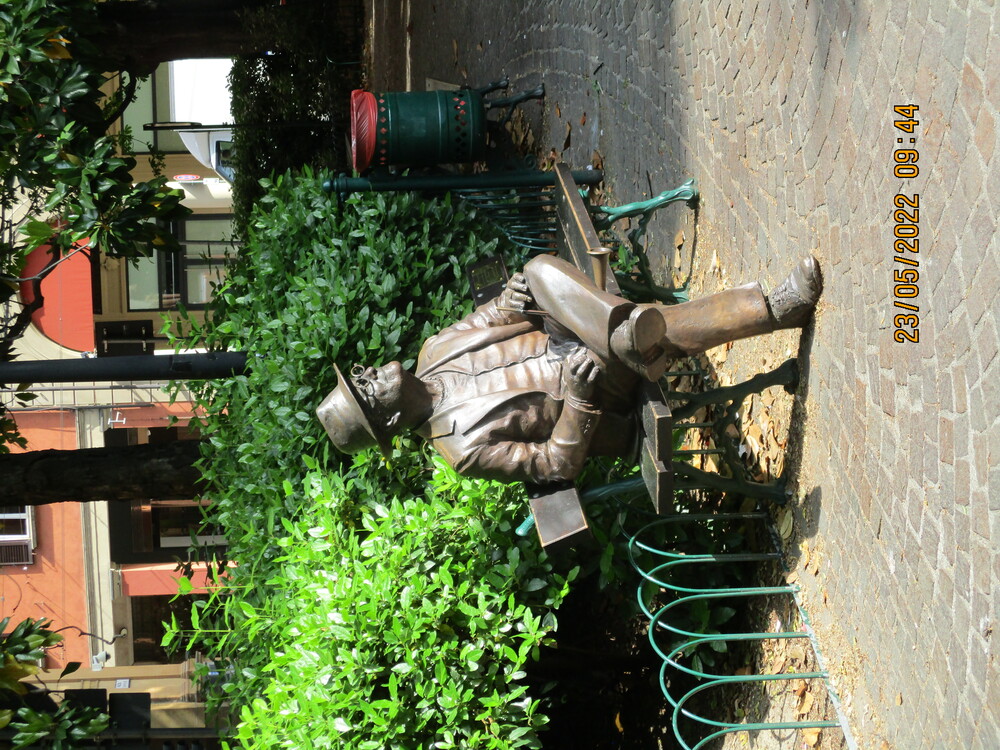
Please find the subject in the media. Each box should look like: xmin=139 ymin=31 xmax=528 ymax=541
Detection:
xmin=119 ymin=67 xmax=186 ymax=154
xmin=127 ymin=216 xmax=234 ymax=310
xmin=0 ymin=506 xmax=35 ymax=565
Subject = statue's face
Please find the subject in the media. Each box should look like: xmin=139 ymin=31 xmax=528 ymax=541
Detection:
xmin=351 ymin=361 xmax=406 ymax=418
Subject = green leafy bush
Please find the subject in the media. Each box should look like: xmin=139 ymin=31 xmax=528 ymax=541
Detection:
xmin=172 ymin=168 xmax=568 ymax=749
xmin=212 ymin=459 xmax=574 ymax=750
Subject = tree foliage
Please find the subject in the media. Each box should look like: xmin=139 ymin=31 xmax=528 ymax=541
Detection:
xmin=0 ymin=0 xmax=190 ymax=449
xmin=0 ymin=0 xmax=188 ymax=259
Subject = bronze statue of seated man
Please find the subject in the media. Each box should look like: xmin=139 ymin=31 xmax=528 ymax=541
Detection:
xmin=317 ymin=255 xmax=822 ymax=484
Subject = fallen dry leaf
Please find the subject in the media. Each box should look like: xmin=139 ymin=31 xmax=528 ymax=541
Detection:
xmin=808 ymin=549 xmax=821 ymax=576
xmin=802 ymin=727 xmax=821 ymax=746
xmin=580 ymin=112 xmax=587 ymax=126
xmin=895 ymin=692 xmax=903 ymax=706
xmin=674 ymin=229 xmax=686 ymax=249
xmin=592 ymin=150 xmax=604 ymax=170
xmin=772 ymin=452 xmax=784 ymax=476
xmin=778 ymin=509 xmax=793 ymax=539
xmin=562 ymin=121 xmax=572 ymax=151
xmin=614 ymin=712 xmax=624 ymax=733
xmin=555 ymin=102 xmax=561 ymax=118
xmin=798 ymin=691 xmax=814 ymax=715
xmin=539 ymin=148 xmax=559 ymax=171
xmin=742 ymin=434 xmax=761 ymax=460
xmin=792 ymin=679 xmax=808 ymax=697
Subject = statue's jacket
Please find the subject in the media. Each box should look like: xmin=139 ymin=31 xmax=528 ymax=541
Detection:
xmin=414 ymin=298 xmax=636 ymax=484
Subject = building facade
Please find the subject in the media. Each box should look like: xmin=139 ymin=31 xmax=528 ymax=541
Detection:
xmin=2 ymin=62 xmax=236 ymax=739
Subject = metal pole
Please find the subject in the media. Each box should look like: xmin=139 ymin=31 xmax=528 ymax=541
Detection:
xmin=323 ymin=169 xmax=604 ymax=195
xmin=0 ymin=352 xmax=248 ymax=385
xmin=0 ymin=727 xmax=226 ymax=741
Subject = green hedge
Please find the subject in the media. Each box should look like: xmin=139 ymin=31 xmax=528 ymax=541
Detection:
xmin=172 ymin=169 xmax=570 ymax=749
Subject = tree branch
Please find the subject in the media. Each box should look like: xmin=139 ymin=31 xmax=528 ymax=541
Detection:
xmin=0 ymin=250 xmax=63 ymax=363
xmin=0 ymin=244 xmax=91 ymax=285
xmin=98 ymin=71 xmax=139 ymax=133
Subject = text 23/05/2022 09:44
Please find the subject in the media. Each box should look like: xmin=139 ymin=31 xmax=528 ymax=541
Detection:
xmin=892 ymin=104 xmax=920 ymax=344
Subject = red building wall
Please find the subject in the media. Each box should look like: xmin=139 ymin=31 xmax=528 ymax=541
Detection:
xmin=1 ymin=411 xmax=90 ymax=669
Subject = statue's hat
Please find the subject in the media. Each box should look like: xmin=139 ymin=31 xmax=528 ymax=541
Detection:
xmin=316 ymin=364 xmax=392 ymax=455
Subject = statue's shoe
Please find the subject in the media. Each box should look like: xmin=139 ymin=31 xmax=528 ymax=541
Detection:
xmin=610 ymin=305 xmax=668 ymax=380
xmin=768 ymin=256 xmax=823 ymax=329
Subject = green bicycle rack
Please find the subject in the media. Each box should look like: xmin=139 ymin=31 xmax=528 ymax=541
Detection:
xmin=627 ymin=510 xmax=854 ymax=749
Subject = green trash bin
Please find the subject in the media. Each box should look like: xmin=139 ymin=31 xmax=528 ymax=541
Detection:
xmin=352 ymin=88 xmax=488 ymax=172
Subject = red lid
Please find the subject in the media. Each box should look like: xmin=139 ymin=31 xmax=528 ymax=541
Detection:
xmin=350 ymin=90 xmax=378 ymax=172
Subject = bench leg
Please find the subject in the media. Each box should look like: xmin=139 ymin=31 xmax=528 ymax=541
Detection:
xmin=670 ymin=358 xmax=799 ymax=421
xmin=591 ymin=178 xmax=699 ymax=230
xmin=668 ymin=358 xmax=799 ymax=506
xmin=591 ymin=179 xmax=699 ymax=305
xmin=671 ymin=460 xmax=788 ymax=503
xmin=486 ymin=84 xmax=546 ymax=126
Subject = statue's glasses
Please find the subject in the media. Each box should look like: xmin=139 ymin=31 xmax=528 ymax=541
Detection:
xmin=350 ymin=364 xmax=380 ymax=415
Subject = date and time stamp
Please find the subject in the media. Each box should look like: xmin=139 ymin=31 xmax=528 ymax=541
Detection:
xmin=891 ymin=104 xmax=921 ymax=343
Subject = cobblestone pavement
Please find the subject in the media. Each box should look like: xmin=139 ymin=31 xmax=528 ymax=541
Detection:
xmin=372 ymin=1 xmax=1000 ymax=747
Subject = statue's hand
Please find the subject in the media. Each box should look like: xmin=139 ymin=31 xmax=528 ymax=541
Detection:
xmin=497 ymin=272 xmax=534 ymax=314
xmin=563 ymin=348 xmax=601 ymax=406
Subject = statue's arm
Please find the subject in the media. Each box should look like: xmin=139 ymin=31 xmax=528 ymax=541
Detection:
xmin=451 ymin=349 xmax=604 ymax=484
xmin=454 ymin=401 xmax=601 ymax=484
xmin=441 ymin=273 xmax=535 ymax=333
